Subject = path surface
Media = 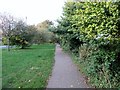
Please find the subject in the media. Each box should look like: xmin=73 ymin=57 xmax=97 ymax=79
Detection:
xmin=47 ymin=44 xmax=90 ymax=88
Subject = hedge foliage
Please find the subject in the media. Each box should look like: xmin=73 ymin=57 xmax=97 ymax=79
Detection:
xmin=54 ymin=1 xmax=120 ymax=88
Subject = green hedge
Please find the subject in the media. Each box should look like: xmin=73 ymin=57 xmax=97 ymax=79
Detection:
xmin=54 ymin=1 xmax=120 ymax=88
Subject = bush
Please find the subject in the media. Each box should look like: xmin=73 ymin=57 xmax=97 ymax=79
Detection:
xmin=77 ymin=44 xmax=120 ymax=88
xmin=79 ymin=44 xmax=94 ymax=60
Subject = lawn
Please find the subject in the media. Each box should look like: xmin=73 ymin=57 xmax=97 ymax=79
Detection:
xmin=2 ymin=43 xmax=55 ymax=88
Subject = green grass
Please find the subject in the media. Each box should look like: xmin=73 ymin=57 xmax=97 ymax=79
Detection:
xmin=2 ymin=43 xmax=55 ymax=88
xmin=0 ymin=46 xmax=2 ymax=89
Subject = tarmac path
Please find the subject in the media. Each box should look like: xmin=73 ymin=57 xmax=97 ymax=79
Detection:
xmin=47 ymin=44 xmax=90 ymax=88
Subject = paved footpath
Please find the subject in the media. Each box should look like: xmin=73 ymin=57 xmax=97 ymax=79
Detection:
xmin=47 ymin=44 xmax=90 ymax=88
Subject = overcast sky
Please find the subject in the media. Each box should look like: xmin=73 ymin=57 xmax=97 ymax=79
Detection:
xmin=0 ymin=0 xmax=66 ymax=25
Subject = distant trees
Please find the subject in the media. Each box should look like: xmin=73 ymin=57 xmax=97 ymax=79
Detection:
xmin=36 ymin=20 xmax=53 ymax=30
xmin=0 ymin=13 xmax=57 ymax=50
xmin=33 ymin=20 xmax=56 ymax=44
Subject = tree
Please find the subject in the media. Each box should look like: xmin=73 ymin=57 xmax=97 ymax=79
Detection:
xmin=0 ymin=13 xmax=16 ymax=51
xmin=10 ymin=21 xmax=36 ymax=49
xmin=33 ymin=20 xmax=55 ymax=44
xmin=36 ymin=20 xmax=53 ymax=31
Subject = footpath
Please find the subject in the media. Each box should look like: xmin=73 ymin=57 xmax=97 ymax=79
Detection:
xmin=47 ymin=44 xmax=90 ymax=88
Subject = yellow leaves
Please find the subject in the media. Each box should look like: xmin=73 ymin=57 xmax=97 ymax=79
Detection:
xmin=59 ymin=1 xmax=120 ymax=45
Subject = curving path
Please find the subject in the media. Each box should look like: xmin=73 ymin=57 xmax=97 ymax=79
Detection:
xmin=47 ymin=44 xmax=90 ymax=88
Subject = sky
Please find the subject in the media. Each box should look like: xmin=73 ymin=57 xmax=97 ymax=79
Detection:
xmin=0 ymin=0 xmax=66 ymax=25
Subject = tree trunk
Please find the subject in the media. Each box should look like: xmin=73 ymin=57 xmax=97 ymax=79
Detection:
xmin=21 ymin=44 xmax=25 ymax=49
xmin=21 ymin=46 xmax=24 ymax=49
xmin=7 ymin=37 xmax=10 ymax=51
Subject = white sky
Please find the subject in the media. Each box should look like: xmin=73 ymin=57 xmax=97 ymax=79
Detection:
xmin=0 ymin=0 xmax=66 ymax=25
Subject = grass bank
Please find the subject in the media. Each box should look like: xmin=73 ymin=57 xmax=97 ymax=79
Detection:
xmin=2 ymin=43 xmax=55 ymax=88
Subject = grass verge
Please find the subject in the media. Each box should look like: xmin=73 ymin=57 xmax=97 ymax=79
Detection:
xmin=0 ymin=45 xmax=2 ymax=89
xmin=2 ymin=43 xmax=55 ymax=88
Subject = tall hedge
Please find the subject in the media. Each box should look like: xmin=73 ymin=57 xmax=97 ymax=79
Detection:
xmin=55 ymin=1 xmax=120 ymax=88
